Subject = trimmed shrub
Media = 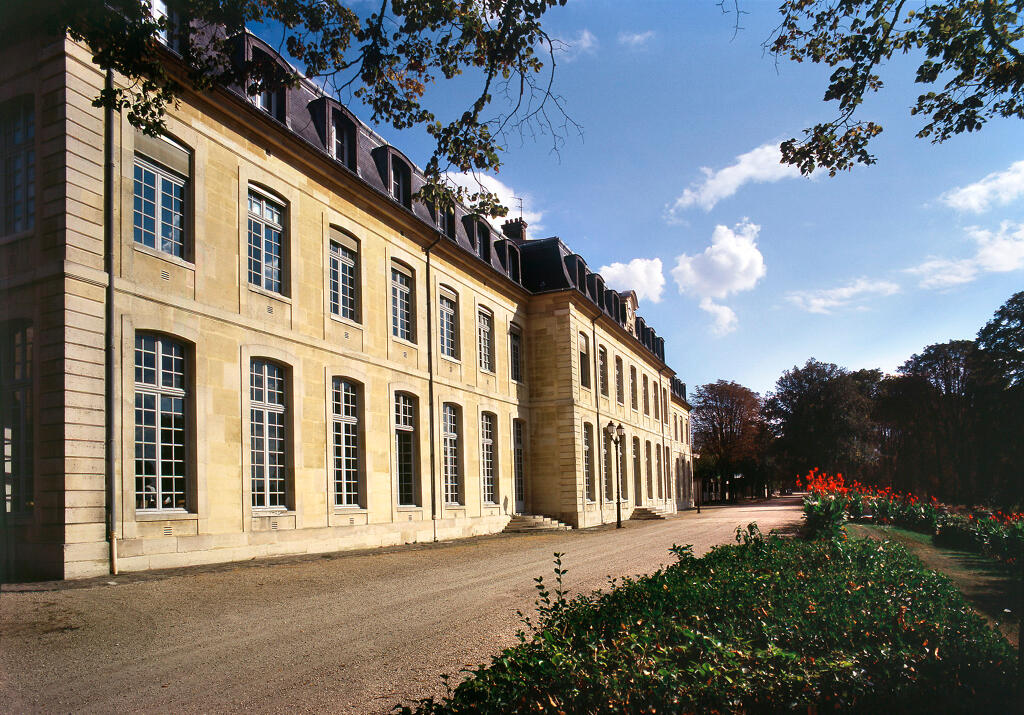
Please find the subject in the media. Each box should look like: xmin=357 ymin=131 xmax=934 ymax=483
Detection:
xmin=395 ymin=529 xmax=1016 ymax=714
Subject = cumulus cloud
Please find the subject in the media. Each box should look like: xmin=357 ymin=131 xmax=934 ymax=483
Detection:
xmin=940 ymin=161 xmax=1024 ymax=213
xmin=555 ymin=29 xmax=598 ymax=61
xmin=599 ymin=257 xmax=665 ymax=304
xmin=785 ymin=278 xmax=900 ymax=314
xmin=671 ymin=220 xmax=766 ymax=300
xmin=670 ymin=220 xmax=766 ymax=336
xmin=444 ymin=172 xmax=544 ymax=234
xmin=906 ymin=221 xmax=1024 ymax=289
xmin=699 ymin=298 xmax=738 ymax=336
xmin=665 ymin=142 xmax=802 ymax=218
xmin=618 ymin=30 xmax=655 ymax=48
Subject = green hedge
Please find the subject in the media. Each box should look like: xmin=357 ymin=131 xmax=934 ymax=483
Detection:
xmin=396 ymin=528 xmax=1015 ymax=713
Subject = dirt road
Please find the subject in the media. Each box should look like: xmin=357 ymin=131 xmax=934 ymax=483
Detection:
xmin=0 ymin=498 xmax=803 ymax=713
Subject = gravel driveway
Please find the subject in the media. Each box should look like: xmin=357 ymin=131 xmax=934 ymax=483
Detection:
xmin=0 ymin=497 xmax=803 ymax=713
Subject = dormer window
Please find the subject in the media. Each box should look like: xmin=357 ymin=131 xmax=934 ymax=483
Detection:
xmin=331 ymin=111 xmax=356 ymax=169
xmin=475 ymin=220 xmax=491 ymax=262
xmin=391 ymin=157 xmax=411 ymax=207
xmin=440 ymin=205 xmax=456 ymax=238
xmin=250 ymin=49 xmax=286 ymax=122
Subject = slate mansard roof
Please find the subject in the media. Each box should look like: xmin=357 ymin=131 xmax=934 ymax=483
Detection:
xmin=211 ymin=30 xmax=678 ymax=372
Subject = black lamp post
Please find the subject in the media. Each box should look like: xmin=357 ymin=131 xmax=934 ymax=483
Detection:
xmin=605 ymin=421 xmax=624 ymax=529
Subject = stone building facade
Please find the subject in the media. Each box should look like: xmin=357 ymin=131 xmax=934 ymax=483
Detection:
xmin=0 ymin=31 xmax=693 ymax=580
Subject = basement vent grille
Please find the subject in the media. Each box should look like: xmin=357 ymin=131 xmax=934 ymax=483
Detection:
xmin=271 ymin=519 xmax=278 ymax=530
xmin=267 ymin=305 xmax=273 ymax=314
xmin=160 ymin=270 xmax=170 ymax=281
xmin=408 ymin=514 xmax=413 ymax=521
xmin=349 ymin=517 xmax=354 ymax=525
xmin=163 ymin=524 xmax=173 ymax=536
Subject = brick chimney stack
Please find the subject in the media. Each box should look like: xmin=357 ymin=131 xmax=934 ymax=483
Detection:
xmin=501 ymin=217 xmax=527 ymax=244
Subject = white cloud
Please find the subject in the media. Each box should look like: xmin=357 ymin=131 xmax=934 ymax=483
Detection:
xmin=444 ymin=172 xmax=544 ymax=234
xmin=906 ymin=221 xmax=1024 ymax=289
xmin=666 ymin=142 xmax=802 ymax=218
xmin=699 ymin=298 xmax=738 ymax=336
xmin=598 ymin=258 xmax=665 ymax=304
xmin=940 ymin=161 xmax=1024 ymax=213
xmin=671 ymin=220 xmax=766 ymax=300
xmin=618 ymin=30 xmax=655 ymax=48
xmin=555 ymin=29 xmax=598 ymax=62
xmin=670 ymin=220 xmax=766 ymax=336
xmin=786 ymin=278 xmax=900 ymax=314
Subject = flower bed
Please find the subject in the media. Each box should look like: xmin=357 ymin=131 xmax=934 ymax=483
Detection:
xmin=396 ymin=529 xmax=1016 ymax=713
xmin=799 ymin=468 xmax=1024 ymax=564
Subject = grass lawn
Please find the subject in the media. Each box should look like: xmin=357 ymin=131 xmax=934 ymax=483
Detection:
xmin=848 ymin=523 xmax=1021 ymax=649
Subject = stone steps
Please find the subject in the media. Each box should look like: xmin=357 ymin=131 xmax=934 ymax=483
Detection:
xmin=630 ymin=506 xmax=667 ymax=521
xmin=503 ymin=514 xmax=573 ymax=533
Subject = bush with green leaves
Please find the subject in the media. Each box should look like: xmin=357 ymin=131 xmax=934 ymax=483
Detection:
xmin=395 ymin=527 xmax=1015 ymax=714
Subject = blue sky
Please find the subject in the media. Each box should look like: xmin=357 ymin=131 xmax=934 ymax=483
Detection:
xmin=281 ymin=2 xmax=1024 ymax=395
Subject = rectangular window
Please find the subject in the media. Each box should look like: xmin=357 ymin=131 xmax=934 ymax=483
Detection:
xmin=439 ymin=291 xmax=459 ymax=360
xmin=583 ymin=423 xmax=595 ymax=501
xmin=663 ymin=388 xmax=669 ymax=424
xmin=1 ymin=97 xmax=35 ymax=235
xmin=135 ymin=334 xmax=187 ymax=510
xmin=513 ymin=419 xmax=525 ymax=509
xmin=332 ymin=378 xmax=360 ymax=507
xmin=630 ymin=367 xmax=638 ymax=410
xmin=656 ymin=446 xmax=663 ymax=499
xmin=509 ymin=324 xmax=523 ymax=382
xmin=481 ymin=412 xmax=496 ymax=504
xmin=391 ymin=264 xmax=414 ymax=341
xmin=133 ymin=157 xmax=186 ymax=258
xmin=395 ymin=393 xmax=417 ymax=506
xmin=251 ymin=359 xmax=287 ymax=508
xmin=579 ymin=333 xmax=591 ymax=389
xmin=329 ymin=239 xmax=358 ymax=321
xmin=2 ymin=322 xmax=33 ymax=514
xmin=477 ymin=308 xmax=495 ymax=372
xmin=632 ymin=438 xmax=641 ymax=502
xmin=475 ymin=222 xmax=491 ymax=262
xmin=332 ymin=113 xmax=355 ymax=168
xmin=598 ymin=347 xmax=609 ymax=397
xmin=603 ymin=432 xmax=613 ymax=501
xmin=615 ymin=357 xmax=624 ymax=404
xmin=653 ymin=380 xmax=660 ymax=420
xmin=247 ymin=190 xmax=285 ymax=294
xmin=441 ymin=205 xmax=456 ymax=238
xmin=619 ymin=433 xmax=628 ymax=501
xmin=643 ymin=375 xmax=650 ymax=415
xmin=442 ymin=403 xmax=461 ymax=505
xmin=645 ymin=441 xmax=653 ymax=500
xmin=391 ymin=158 xmax=410 ymax=206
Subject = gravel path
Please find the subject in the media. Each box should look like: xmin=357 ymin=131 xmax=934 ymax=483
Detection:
xmin=0 ymin=497 xmax=803 ymax=713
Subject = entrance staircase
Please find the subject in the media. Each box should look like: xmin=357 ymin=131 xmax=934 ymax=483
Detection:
xmin=630 ymin=506 xmax=669 ymax=521
xmin=503 ymin=514 xmax=573 ymax=533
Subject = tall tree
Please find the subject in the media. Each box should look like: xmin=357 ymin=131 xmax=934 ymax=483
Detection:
xmin=762 ymin=1 xmax=1024 ymax=175
xmin=977 ymin=290 xmax=1024 ymax=388
xmin=1 ymin=0 xmax=571 ymax=215
xmin=763 ymin=359 xmax=880 ymax=479
xmin=691 ymin=380 xmax=764 ymax=499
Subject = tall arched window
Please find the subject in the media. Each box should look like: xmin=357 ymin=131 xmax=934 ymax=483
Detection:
xmin=598 ymin=346 xmax=609 ymax=396
xmin=250 ymin=358 xmax=287 ymax=508
xmin=614 ymin=356 xmax=624 ymax=404
xmin=583 ymin=423 xmax=595 ymax=501
xmin=134 ymin=333 xmax=188 ymax=511
xmin=480 ymin=412 xmax=497 ymax=504
xmin=395 ymin=392 xmax=418 ymax=506
xmin=442 ymin=403 xmax=461 ymax=505
xmin=645 ymin=440 xmax=653 ymax=501
xmin=332 ymin=378 xmax=361 ymax=507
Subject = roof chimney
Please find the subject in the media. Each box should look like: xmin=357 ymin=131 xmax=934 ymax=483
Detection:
xmin=501 ymin=217 xmax=527 ymax=243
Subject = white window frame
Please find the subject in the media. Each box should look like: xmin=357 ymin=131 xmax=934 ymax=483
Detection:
xmin=513 ymin=419 xmax=525 ymax=509
xmin=329 ymin=240 xmax=359 ymax=321
xmin=332 ymin=378 xmax=360 ymax=508
xmin=439 ymin=290 xmax=459 ymax=360
xmin=332 ymin=113 xmax=353 ymax=167
xmin=134 ymin=333 xmax=188 ymax=512
xmin=395 ymin=392 xmax=418 ymax=506
xmin=480 ymin=412 xmax=497 ymax=504
xmin=391 ymin=264 xmax=415 ymax=342
xmin=509 ymin=324 xmax=523 ymax=383
xmin=583 ymin=423 xmax=595 ymax=502
xmin=134 ymin=156 xmax=186 ymax=258
xmin=442 ymin=403 xmax=461 ymax=505
xmin=477 ymin=307 xmax=495 ymax=373
xmin=247 ymin=188 xmax=285 ymax=294
xmin=250 ymin=359 xmax=287 ymax=509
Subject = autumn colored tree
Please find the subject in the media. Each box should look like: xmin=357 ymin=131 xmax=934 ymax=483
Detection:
xmin=691 ymin=380 xmax=765 ymax=500
xmin=761 ymin=1 xmax=1024 ymax=175
xmin=1 ymin=0 xmax=571 ymax=214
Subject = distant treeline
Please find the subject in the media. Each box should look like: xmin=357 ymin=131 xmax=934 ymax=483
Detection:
xmin=692 ymin=290 xmax=1024 ymax=507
